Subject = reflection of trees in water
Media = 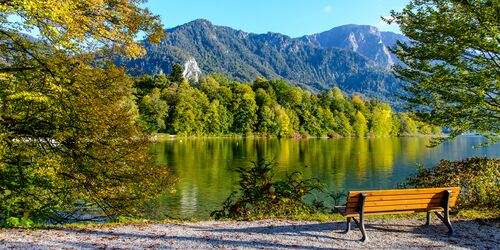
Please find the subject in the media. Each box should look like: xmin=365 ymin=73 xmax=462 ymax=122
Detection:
xmin=400 ymin=137 xmax=420 ymax=163
xmin=150 ymin=137 xmax=496 ymax=219
xmin=371 ymin=138 xmax=394 ymax=171
xmin=353 ymin=138 xmax=369 ymax=182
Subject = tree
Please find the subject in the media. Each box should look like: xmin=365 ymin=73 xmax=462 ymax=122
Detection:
xmin=204 ymin=100 xmax=233 ymax=135
xmin=139 ymin=88 xmax=168 ymax=133
xmin=336 ymin=112 xmax=353 ymax=137
xmin=371 ymin=104 xmax=393 ymax=137
xmin=255 ymin=88 xmax=273 ymax=107
xmin=205 ymin=100 xmax=223 ymax=135
xmin=232 ymin=84 xmax=257 ymax=135
xmin=0 ymin=58 xmax=173 ymax=222
xmin=318 ymin=108 xmax=338 ymax=135
xmin=351 ymin=95 xmax=366 ymax=111
xmin=168 ymin=64 xmax=185 ymax=83
xmin=0 ymin=0 xmax=164 ymax=60
xmin=399 ymin=113 xmax=419 ymax=135
xmin=257 ymin=105 xmax=279 ymax=135
xmin=387 ymin=0 xmax=499 ymax=143
xmin=0 ymin=0 xmax=172 ymax=222
xmin=353 ymin=111 xmax=368 ymax=137
xmin=171 ymin=82 xmax=209 ymax=136
xmin=275 ymin=106 xmax=292 ymax=137
xmin=327 ymin=87 xmax=347 ymax=113
xmin=391 ymin=113 xmax=402 ymax=136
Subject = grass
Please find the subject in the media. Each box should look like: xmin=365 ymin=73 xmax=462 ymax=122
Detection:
xmin=455 ymin=208 xmax=500 ymax=220
xmin=3 ymin=208 xmax=496 ymax=231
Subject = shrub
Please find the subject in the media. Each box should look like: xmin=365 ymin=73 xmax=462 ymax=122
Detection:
xmin=210 ymin=159 xmax=325 ymax=220
xmin=404 ymin=157 xmax=500 ymax=209
xmin=2 ymin=216 xmax=34 ymax=228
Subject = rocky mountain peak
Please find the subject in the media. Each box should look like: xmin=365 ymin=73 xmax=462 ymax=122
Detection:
xmin=301 ymin=24 xmax=398 ymax=68
xmin=185 ymin=18 xmax=214 ymax=27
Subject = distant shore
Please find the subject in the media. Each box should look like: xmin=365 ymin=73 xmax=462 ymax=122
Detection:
xmin=149 ymin=133 xmax=448 ymax=141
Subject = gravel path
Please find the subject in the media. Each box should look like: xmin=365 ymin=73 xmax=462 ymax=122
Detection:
xmin=1 ymin=218 xmax=498 ymax=249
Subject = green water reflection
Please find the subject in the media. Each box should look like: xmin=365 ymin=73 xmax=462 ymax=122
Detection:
xmin=151 ymin=136 xmax=499 ymax=219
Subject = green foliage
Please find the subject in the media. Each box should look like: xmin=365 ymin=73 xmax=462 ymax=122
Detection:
xmin=0 ymin=0 xmax=174 ymax=224
xmin=139 ymin=88 xmax=169 ymax=133
xmin=3 ymin=216 xmax=34 ymax=228
xmin=404 ymin=157 xmax=500 ymax=209
xmin=134 ymin=71 xmax=436 ymax=138
xmin=0 ymin=58 xmax=175 ymax=224
xmin=390 ymin=113 xmax=402 ymax=136
xmin=336 ymin=112 xmax=353 ymax=136
xmin=257 ymin=105 xmax=279 ymax=135
xmin=398 ymin=113 xmax=419 ymax=135
xmin=371 ymin=103 xmax=393 ymax=137
xmin=205 ymin=100 xmax=228 ymax=135
xmin=232 ymin=85 xmax=258 ymax=135
xmin=168 ymin=64 xmax=185 ymax=83
xmin=388 ymin=0 xmax=499 ymax=144
xmin=352 ymin=111 xmax=368 ymax=137
xmin=210 ymin=159 xmax=325 ymax=220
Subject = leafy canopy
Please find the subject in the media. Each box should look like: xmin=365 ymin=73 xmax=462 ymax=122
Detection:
xmin=0 ymin=0 xmax=164 ymax=58
xmin=0 ymin=0 xmax=172 ymax=223
xmin=134 ymin=70 xmax=436 ymax=138
xmin=387 ymin=0 xmax=499 ymax=144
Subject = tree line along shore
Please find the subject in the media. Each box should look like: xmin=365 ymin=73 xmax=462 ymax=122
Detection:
xmin=136 ymin=64 xmax=441 ymax=138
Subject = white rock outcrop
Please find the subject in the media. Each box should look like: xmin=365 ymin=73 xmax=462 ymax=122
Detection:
xmin=183 ymin=57 xmax=202 ymax=82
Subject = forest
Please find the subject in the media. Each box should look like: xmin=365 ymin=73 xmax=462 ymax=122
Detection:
xmin=135 ymin=64 xmax=440 ymax=138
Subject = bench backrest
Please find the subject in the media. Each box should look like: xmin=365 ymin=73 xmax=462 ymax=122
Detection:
xmin=345 ymin=187 xmax=460 ymax=215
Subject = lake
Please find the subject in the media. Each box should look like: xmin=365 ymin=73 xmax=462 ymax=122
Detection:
xmin=150 ymin=136 xmax=499 ymax=219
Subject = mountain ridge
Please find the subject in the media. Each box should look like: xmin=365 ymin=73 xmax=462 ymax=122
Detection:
xmin=121 ymin=19 xmax=408 ymax=103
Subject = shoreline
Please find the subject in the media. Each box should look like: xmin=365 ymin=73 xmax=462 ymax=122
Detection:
xmin=150 ymin=133 xmax=449 ymax=141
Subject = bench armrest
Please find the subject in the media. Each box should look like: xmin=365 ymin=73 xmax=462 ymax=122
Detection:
xmin=334 ymin=205 xmax=347 ymax=215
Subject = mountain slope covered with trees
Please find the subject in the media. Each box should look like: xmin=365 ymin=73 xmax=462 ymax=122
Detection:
xmin=121 ymin=19 xmax=408 ymax=104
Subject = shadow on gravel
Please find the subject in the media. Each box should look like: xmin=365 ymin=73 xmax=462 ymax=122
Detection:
xmin=407 ymin=219 xmax=500 ymax=249
xmin=45 ymin=227 xmax=338 ymax=249
xmin=352 ymin=219 xmax=498 ymax=248
xmin=194 ymin=222 xmax=357 ymax=242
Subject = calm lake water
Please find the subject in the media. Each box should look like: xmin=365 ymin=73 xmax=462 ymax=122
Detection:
xmin=150 ymin=136 xmax=499 ymax=219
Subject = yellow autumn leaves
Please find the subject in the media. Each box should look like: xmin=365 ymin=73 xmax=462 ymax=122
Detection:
xmin=2 ymin=0 xmax=164 ymax=58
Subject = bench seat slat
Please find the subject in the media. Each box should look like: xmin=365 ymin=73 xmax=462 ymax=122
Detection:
xmin=342 ymin=208 xmax=445 ymax=217
xmin=348 ymin=187 xmax=460 ymax=197
xmin=347 ymin=193 xmax=459 ymax=203
xmin=349 ymin=204 xmax=451 ymax=213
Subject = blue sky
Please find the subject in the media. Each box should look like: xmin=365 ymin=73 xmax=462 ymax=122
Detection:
xmin=143 ymin=0 xmax=409 ymax=37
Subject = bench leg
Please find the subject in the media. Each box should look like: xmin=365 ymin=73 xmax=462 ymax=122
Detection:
xmin=434 ymin=212 xmax=454 ymax=235
xmin=344 ymin=217 xmax=351 ymax=233
xmin=435 ymin=189 xmax=454 ymax=236
xmin=359 ymin=214 xmax=368 ymax=242
xmin=426 ymin=211 xmax=431 ymax=226
xmin=351 ymin=217 xmax=368 ymax=241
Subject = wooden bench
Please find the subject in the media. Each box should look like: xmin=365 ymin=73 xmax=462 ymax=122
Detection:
xmin=336 ymin=187 xmax=460 ymax=242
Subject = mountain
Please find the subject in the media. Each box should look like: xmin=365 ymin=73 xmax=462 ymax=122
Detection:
xmin=121 ymin=19 xmax=408 ymax=102
xmin=301 ymin=24 xmax=409 ymax=68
